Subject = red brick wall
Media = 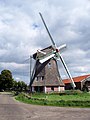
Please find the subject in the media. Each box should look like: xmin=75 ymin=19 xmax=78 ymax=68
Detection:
xmin=54 ymin=87 xmax=58 ymax=91
xmin=46 ymin=86 xmax=64 ymax=92
xmin=46 ymin=87 xmax=51 ymax=92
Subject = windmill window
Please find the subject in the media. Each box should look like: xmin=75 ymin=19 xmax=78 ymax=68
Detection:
xmin=51 ymin=86 xmax=54 ymax=91
xmin=41 ymin=76 xmax=44 ymax=80
xmin=35 ymin=77 xmax=37 ymax=81
xmin=36 ymin=77 xmax=38 ymax=81
xmin=48 ymin=62 xmax=51 ymax=68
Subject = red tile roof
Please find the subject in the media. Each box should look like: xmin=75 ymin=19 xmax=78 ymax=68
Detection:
xmin=63 ymin=74 xmax=90 ymax=84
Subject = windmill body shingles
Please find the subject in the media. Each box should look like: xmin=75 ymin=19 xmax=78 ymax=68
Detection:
xmin=32 ymin=46 xmax=64 ymax=87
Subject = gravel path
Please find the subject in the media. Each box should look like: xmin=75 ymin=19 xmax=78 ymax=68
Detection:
xmin=0 ymin=92 xmax=90 ymax=120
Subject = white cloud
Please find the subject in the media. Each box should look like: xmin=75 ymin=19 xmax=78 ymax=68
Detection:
xmin=0 ymin=62 xmax=28 ymax=70
xmin=0 ymin=0 xmax=90 ymax=83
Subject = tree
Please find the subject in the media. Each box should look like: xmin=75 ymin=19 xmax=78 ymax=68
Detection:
xmin=12 ymin=80 xmax=18 ymax=91
xmin=17 ymin=81 xmax=27 ymax=92
xmin=12 ymin=80 xmax=28 ymax=92
xmin=0 ymin=69 xmax=13 ymax=91
xmin=0 ymin=74 xmax=3 ymax=91
xmin=0 ymin=69 xmax=28 ymax=92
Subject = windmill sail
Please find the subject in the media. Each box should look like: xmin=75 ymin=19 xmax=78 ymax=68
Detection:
xmin=30 ymin=59 xmax=50 ymax=86
xmin=58 ymin=53 xmax=76 ymax=88
xmin=39 ymin=12 xmax=76 ymax=89
xmin=39 ymin=12 xmax=55 ymax=46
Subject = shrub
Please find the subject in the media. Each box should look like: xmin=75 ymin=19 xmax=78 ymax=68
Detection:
xmin=59 ymin=90 xmax=82 ymax=96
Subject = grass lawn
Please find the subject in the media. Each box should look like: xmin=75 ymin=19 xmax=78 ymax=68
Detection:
xmin=32 ymin=93 xmax=90 ymax=101
xmin=15 ymin=91 xmax=90 ymax=108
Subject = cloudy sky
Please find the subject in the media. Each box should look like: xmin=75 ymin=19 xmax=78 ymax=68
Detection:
xmin=0 ymin=0 xmax=90 ymax=84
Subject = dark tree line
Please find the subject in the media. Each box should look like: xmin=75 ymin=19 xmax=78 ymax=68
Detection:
xmin=0 ymin=69 xmax=28 ymax=92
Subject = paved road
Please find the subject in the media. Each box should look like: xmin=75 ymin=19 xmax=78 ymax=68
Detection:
xmin=0 ymin=93 xmax=90 ymax=120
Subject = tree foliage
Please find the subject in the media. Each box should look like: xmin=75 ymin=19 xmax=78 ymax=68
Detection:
xmin=13 ymin=80 xmax=28 ymax=92
xmin=0 ymin=69 xmax=28 ymax=92
xmin=0 ymin=69 xmax=13 ymax=91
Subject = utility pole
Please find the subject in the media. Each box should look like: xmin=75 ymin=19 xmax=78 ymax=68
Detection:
xmin=29 ymin=55 xmax=32 ymax=92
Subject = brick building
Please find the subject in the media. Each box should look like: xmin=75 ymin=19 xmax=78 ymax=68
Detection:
xmin=63 ymin=74 xmax=90 ymax=91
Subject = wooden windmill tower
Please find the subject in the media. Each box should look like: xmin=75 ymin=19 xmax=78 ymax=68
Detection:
xmin=29 ymin=13 xmax=76 ymax=93
xmin=30 ymin=46 xmax=64 ymax=93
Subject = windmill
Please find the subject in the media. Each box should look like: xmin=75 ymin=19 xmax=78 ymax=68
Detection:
xmin=30 ymin=13 xmax=76 ymax=92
